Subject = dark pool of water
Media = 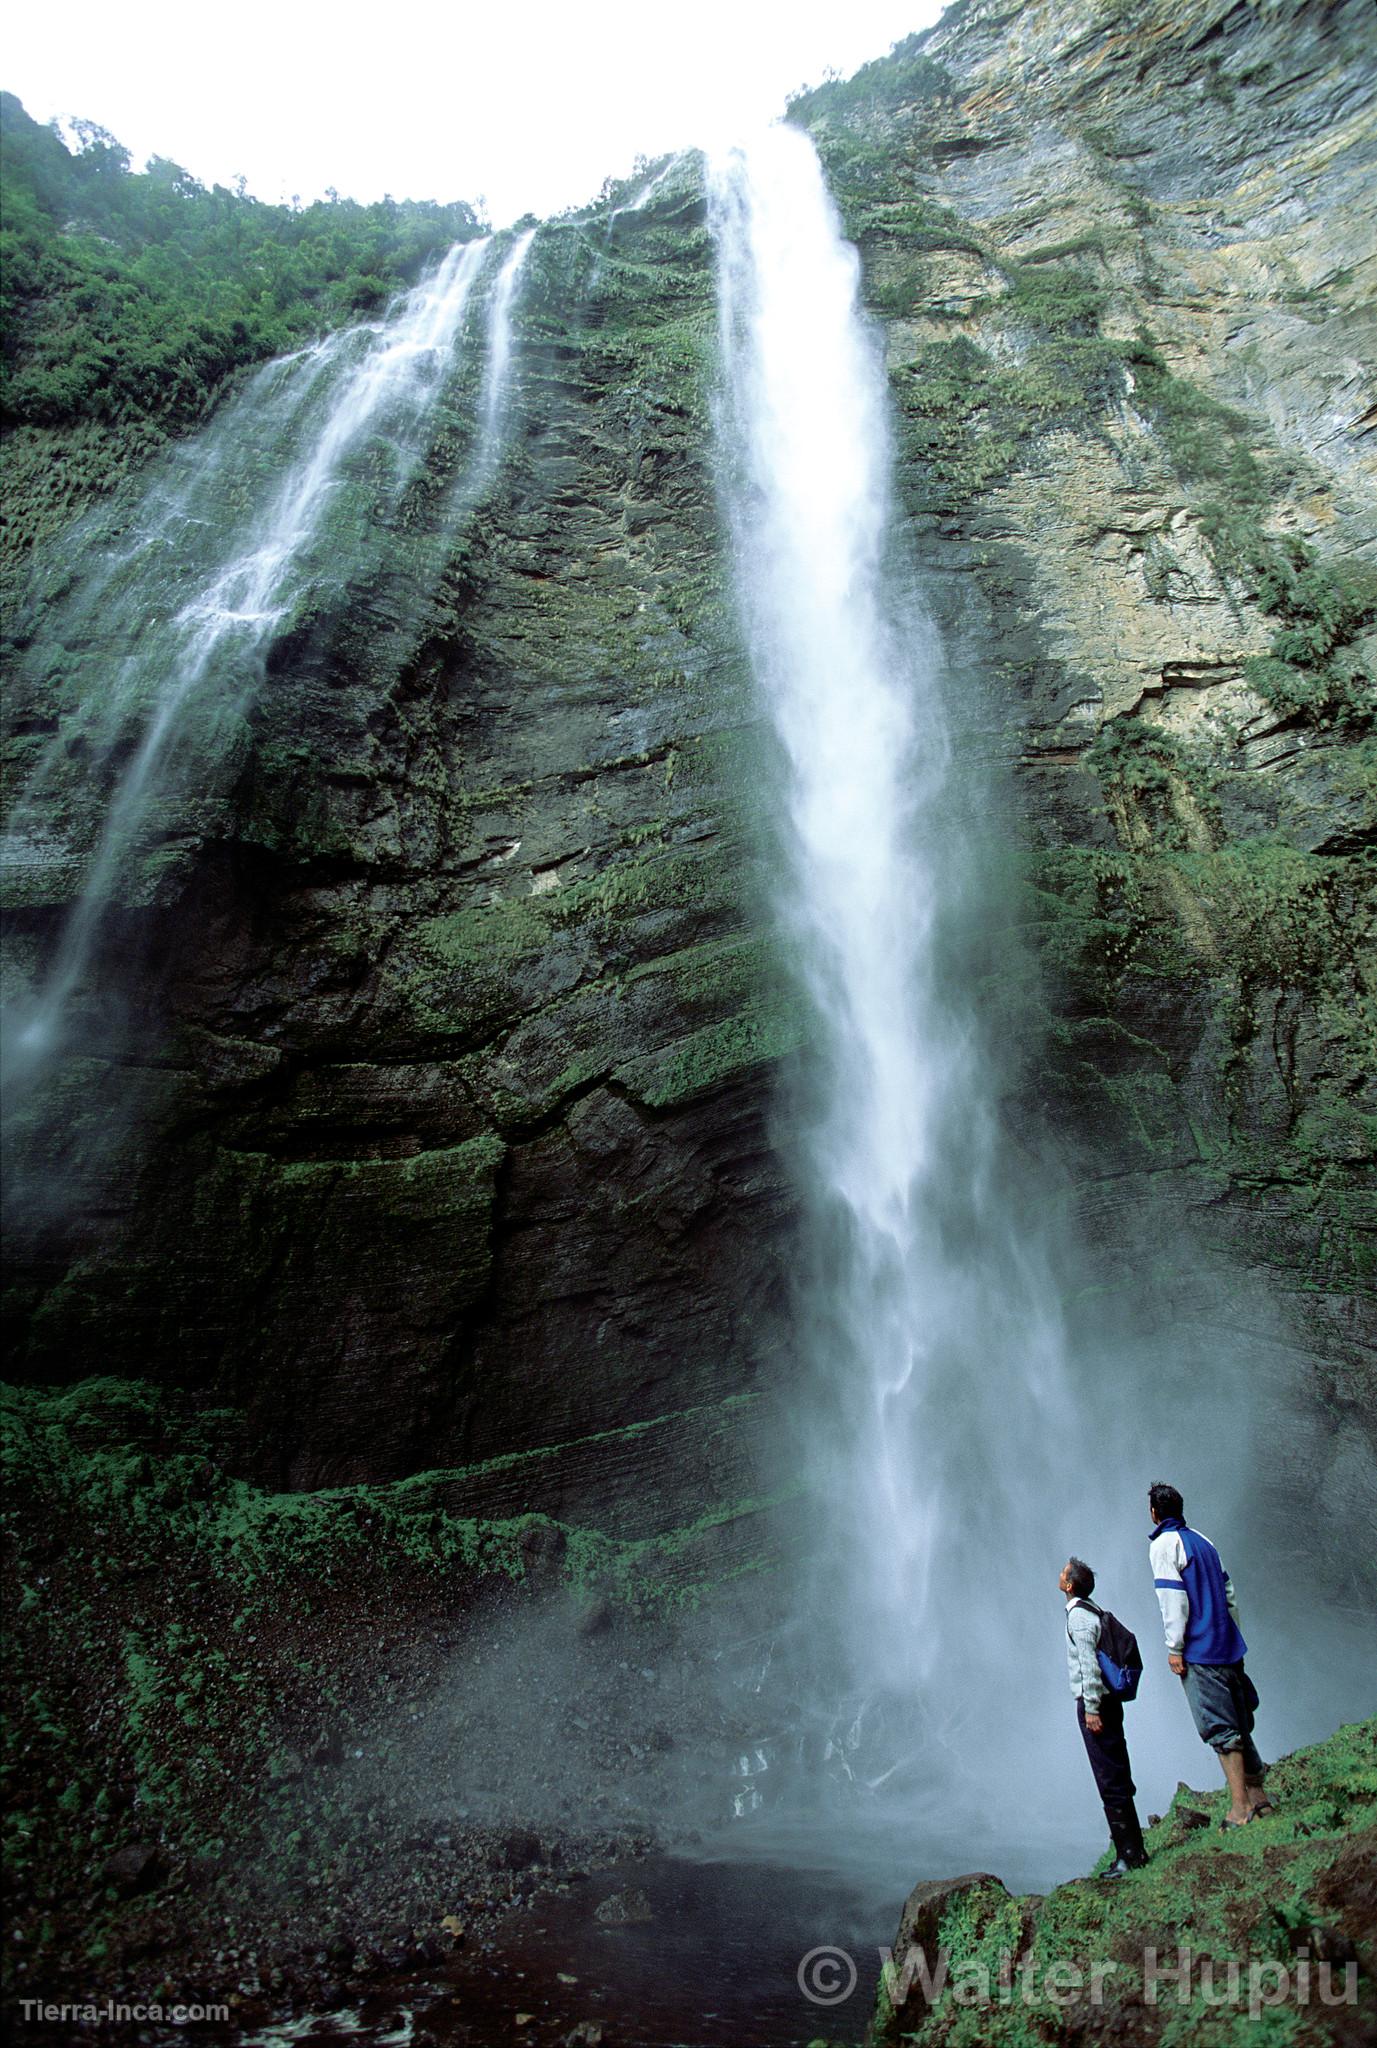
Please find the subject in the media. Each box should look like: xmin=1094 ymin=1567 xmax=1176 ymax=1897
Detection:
xmin=249 ymin=1815 xmax=1090 ymax=2048
xmin=248 ymin=1851 xmax=889 ymax=2047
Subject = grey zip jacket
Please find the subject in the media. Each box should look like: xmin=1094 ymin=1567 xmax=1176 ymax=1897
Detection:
xmin=1066 ymin=1597 xmax=1105 ymax=1713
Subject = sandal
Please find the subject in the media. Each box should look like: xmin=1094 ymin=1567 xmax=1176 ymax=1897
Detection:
xmin=1219 ymin=1811 xmax=1256 ymax=1830
xmin=1250 ymin=1800 xmax=1277 ymax=1817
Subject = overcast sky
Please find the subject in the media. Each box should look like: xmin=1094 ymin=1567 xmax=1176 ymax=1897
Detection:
xmin=5 ymin=0 xmax=945 ymax=225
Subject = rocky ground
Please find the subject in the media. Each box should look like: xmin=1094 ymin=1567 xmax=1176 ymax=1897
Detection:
xmin=2 ymin=1378 xmax=786 ymax=2046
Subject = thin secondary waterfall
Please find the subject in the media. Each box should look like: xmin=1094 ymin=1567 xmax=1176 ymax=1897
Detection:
xmin=476 ymin=230 xmax=536 ymax=461
xmin=710 ymin=127 xmax=1073 ymax=1772
xmin=1 ymin=229 xmax=535 ymax=1105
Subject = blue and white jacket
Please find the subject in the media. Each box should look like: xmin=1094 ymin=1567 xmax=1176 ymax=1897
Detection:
xmin=1149 ymin=1517 xmax=1247 ymax=1665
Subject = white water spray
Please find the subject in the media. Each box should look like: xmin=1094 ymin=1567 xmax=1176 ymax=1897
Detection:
xmin=711 ymin=126 xmax=1072 ymax=1738
xmin=2 ymin=236 xmax=501 ymax=1100
xmin=471 ymin=230 xmax=537 ymax=485
xmin=709 ymin=129 xmax=1377 ymax=1884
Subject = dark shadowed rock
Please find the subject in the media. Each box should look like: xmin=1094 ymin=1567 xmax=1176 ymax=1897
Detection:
xmin=593 ymin=1884 xmax=653 ymax=1926
xmin=102 ymin=1842 xmax=168 ymax=1897
xmin=497 ymin=1830 xmax=543 ymax=1871
xmin=1 ymin=0 xmax=1371 ymax=1579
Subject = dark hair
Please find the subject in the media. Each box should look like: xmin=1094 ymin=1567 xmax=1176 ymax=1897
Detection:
xmin=1065 ymin=1556 xmax=1095 ymax=1597
xmin=1149 ymin=1482 xmax=1184 ymax=1522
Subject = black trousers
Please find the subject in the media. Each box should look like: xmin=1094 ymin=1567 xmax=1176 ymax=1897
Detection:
xmin=1077 ymin=1695 xmax=1148 ymax=1865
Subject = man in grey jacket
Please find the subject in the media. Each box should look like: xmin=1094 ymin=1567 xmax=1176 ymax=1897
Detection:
xmin=1060 ymin=1556 xmax=1149 ymax=1875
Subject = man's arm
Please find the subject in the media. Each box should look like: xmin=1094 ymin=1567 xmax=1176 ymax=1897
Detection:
xmin=1067 ymin=1606 xmax=1104 ymax=1715
xmin=1150 ymin=1529 xmax=1189 ymax=1666
xmin=1224 ymin=1566 xmax=1241 ymax=1628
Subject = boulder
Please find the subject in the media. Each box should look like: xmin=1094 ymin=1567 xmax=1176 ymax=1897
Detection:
xmin=870 ymin=1873 xmax=1008 ymax=2047
xmin=101 ymin=1842 xmax=167 ymax=1898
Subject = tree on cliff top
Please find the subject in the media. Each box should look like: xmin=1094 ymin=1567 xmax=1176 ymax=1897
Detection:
xmin=0 ymin=92 xmax=484 ymax=440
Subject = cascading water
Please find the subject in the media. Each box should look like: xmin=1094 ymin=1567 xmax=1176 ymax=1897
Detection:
xmin=710 ymin=126 xmax=1084 ymax=1839
xmin=475 ymin=230 xmax=537 ymax=466
xmin=1 ymin=228 xmax=535 ymax=1110
xmin=707 ymin=127 xmax=1377 ymax=1903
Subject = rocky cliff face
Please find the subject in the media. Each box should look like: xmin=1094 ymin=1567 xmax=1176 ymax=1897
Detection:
xmin=798 ymin=0 xmax=1375 ymax=1554
xmin=3 ymin=182 xmax=798 ymax=1559
xmin=2 ymin=0 xmax=1373 ymax=1571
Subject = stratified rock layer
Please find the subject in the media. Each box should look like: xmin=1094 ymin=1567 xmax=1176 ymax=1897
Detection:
xmin=2 ymin=0 xmax=1373 ymax=1559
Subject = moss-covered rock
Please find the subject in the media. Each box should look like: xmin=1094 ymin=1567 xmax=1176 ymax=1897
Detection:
xmin=870 ymin=1718 xmax=1377 ymax=2046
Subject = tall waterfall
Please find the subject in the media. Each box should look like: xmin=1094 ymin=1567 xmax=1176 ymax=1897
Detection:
xmin=710 ymin=127 xmax=1076 ymax=1789
xmin=706 ymin=128 xmax=1377 ymax=1885
xmin=2 ymin=229 xmax=532 ymax=1108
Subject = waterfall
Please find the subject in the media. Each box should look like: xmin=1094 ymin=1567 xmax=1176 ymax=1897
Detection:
xmin=476 ymin=230 xmax=536 ymax=462
xmin=1 ymin=231 xmax=527 ymax=1106
xmin=706 ymin=127 xmax=1377 ymax=1886
xmin=710 ymin=126 xmax=1075 ymax=1791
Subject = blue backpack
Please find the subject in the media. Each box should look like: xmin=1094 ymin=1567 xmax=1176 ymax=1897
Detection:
xmin=1070 ymin=1598 xmax=1144 ymax=1701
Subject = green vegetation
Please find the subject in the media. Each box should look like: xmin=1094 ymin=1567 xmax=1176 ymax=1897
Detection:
xmin=1124 ymin=341 xmax=1375 ymax=728
xmin=1241 ymin=540 xmax=1377 ymax=729
xmin=787 ymin=36 xmax=954 ymax=125
xmin=893 ymin=325 xmax=1125 ymax=504
xmin=892 ymin=315 xmax=1373 ymax=738
xmin=0 ymin=92 xmax=482 ymax=442
xmin=621 ymin=989 xmax=805 ymax=1109
xmin=996 ymin=263 xmax=1111 ymax=335
xmin=404 ymin=836 xmax=757 ymax=1053
xmin=1 ymin=1374 xmax=789 ymax=1969
xmin=53 ymin=1371 xmax=782 ymax=1573
xmin=1023 ymin=828 xmax=1374 ymax=1246
xmin=873 ymin=1718 xmax=1377 ymax=2045
xmin=0 ymin=1374 xmax=771 ymax=1602
xmin=1034 ymin=839 xmax=1360 ymax=990
xmin=1127 ymin=335 xmax=1271 ymax=516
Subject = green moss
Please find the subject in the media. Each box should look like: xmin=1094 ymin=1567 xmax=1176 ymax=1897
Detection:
xmin=2 ymin=1373 xmax=795 ymax=1975
xmin=620 ymin=989 xmax=805 ymax=1108
xmin=403 ymin=835 xmax=757 ymax=1055
xmin=845 ymin=195 xmax=985 ymax=255
xmin=1030 ymin=838 xmax=1363 ymax=999
xmin=1 ymin=1376 xmax=778 ymax=1605
xmin=886 ymin=1720 xmax=1376 ymax=2045
xmin=1112 ymin=336 xmax=1371 ymax=731
xmin=893 ymin=329 xmax=1126 ymax=506
xmin=995 ymin=264 xmax=1112 ymax=335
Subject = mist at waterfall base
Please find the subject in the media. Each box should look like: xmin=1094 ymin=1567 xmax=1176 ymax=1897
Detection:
xmin=0 ymin=228 xmax=532 ymax=1226
xmin=699 ymin=122 xmax=1375 ymax=1907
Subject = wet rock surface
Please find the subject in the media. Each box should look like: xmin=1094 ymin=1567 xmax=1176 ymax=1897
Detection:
xmin=2 ymin=0 xmax=1374 ymax=2038
xmin=3 ymin=0 xmax=1373 ymax=1533
xmin=796 ymin=0 xmax=1376 ymax=1531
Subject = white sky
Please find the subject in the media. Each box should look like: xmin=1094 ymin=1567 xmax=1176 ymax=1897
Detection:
xmin=5 ymin=0 xmax=945 ymax=227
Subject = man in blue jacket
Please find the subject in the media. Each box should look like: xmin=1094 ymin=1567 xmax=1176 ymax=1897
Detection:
xmin=1148 ymin=1481 xmax=1272 ymax=1827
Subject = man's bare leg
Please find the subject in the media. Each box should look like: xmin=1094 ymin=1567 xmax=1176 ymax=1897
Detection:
xmin=1220 ymin=1748 xmax=1251 ymax=1824
xmin=1245 ymin=1771 xmax=1271 ymax=1813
